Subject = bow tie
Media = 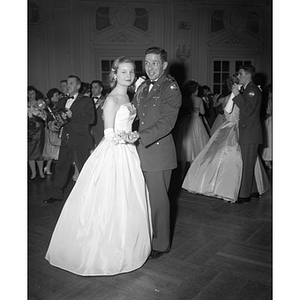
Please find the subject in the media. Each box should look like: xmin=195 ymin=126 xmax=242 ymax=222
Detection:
xmin=147 ymin=80 xmax=156 ymax=85
xmin=93 ymin=96 xmax=100 ymax=100
xmin=68 ymin=96 xmax=74 ymax=99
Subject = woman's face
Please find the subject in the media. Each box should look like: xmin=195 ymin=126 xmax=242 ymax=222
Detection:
xmin=116 ymin=62 xmax=135 ymax=87
xmin=51 ymin=92 xmax=60 ymax=103
xmin=28 ymin=90 xmax=36 ymax=101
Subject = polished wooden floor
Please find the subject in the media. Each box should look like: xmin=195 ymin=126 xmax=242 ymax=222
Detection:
xmin=28 ymin=164 xmax=272 ymax=300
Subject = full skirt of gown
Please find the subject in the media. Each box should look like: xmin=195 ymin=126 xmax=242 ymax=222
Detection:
xmin=210 ymin=113 xmax=226 ymax=136
xmin=175 ymin=114 xmax=209 ymax=163
xmin=182 ymin=120 xmax=270 ymax=202
xmin=261 ymin=116 xmax=272 ymax=162
xmin=45 ymin=136 xmax=152 ymax=276
xmin=43 ymin=127 xmax=61 ymax=160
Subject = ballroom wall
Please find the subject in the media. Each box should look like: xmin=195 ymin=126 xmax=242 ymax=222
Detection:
xmin=28 ymin=0 xmax=272 ymax=94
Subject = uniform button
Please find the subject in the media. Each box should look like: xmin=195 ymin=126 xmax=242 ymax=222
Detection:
xmin=156 ymin=142 xmax=159 ymax=145
xmin=142 ymin=113 xmax=145 ymax=116
xmin=141 ymin=122 xmax=144 ymax=125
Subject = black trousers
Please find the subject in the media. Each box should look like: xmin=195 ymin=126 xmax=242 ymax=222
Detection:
xmin=51 ymin=146 xmax=91 ymax=199
xmin=239 ymin=143 xmax=258 ymax=198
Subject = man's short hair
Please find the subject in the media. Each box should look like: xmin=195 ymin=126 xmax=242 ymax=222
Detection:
xmin=239 ymin=64 xmax=256 ymax=79
xmin=91 ymin=80 xmax=104 ymax=89
xmin=68 ymin=75 xmax=81 ymax=85
xmin=145 ymin=46 xmax=168 ymax=63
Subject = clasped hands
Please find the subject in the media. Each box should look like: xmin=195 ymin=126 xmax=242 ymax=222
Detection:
xmin=232 ymin=83 xmax=241 ymax=96
xmin=119 ymin=131 xmax=139 ymax=143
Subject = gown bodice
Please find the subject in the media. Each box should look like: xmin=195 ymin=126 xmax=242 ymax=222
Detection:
xmin=191 ymin=106 xmax=200 ymax=117
xmin=113 ymin=103 xmax=136 ymax=132
xmin=224 ymin=103 xmax=239 ymax=123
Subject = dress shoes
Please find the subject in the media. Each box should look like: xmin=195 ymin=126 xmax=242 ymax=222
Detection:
xmin=238 ymin=196 xmax=251 ymax=203
xmin=44 ymin=197 xmax=63 ymax=204
xmin=250 ymin=192 xmax=260 ymax=199
xmin=149 ymin=250 xmax=166 ymax=259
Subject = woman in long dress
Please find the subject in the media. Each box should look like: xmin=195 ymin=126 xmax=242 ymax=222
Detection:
xmin=261 ymin=84 xmax=272 ymax=169
xmin=42 ymin=88 xmax=61 ymax=175
xmin=182 ymin=76 xmax=270 ymax=203
xmin=45 ymin=57 xmax=152 ymax=276
xmin=28 ymin=86 xmax=47 ymax=180
xmin=174 ymin=80 xmax=209 ymax=176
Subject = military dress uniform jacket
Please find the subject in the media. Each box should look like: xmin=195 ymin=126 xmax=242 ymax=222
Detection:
xmin=53 ymin=94 xmax=95 ymax=150
xmin=233 ymin=81 xmax=263 ymax=145
xmin=132 ymin=74 xmax=182 ymax=171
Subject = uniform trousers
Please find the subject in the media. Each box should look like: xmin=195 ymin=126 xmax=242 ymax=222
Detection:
xmin=51 ymin=145 xmax=91 ymax=199
xmin=143 ymin=170 xmax=172 ymax=252
xmin=239 ymin=143 xmax=259 ymax=198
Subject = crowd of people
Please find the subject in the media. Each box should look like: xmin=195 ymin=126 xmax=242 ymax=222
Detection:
xmin=28 ymin=46 xmax=272 ymax=276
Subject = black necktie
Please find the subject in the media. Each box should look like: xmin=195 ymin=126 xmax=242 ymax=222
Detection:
xmin=240 ymin=86 xmax=244 ymax=93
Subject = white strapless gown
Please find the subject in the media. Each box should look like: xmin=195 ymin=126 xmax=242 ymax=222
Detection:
xmin=45 ymin=103 xmax=152 ymax=276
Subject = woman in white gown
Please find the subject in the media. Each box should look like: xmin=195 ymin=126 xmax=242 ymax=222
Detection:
xmin=45 ymin=57 xmax=152 ymax=276
xmin=261 ymin=84 xmax=272 ymax=169
xmin=182 ymin=77 xmax=270 ymax=203
xmin=175 ymin=80 xmax=209 ymax=175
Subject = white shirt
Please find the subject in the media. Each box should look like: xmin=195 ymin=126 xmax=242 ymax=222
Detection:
xmin=65 ymin=93 xmax=78 ymax=109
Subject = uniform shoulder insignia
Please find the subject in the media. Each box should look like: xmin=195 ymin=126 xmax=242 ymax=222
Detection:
xmin=248 ymin=91 xmax=255 ymax=97
xmin=166 ymin=75 xmax=179 ymax=91
xmin=170 ymin=82 xmax=178 ymax=91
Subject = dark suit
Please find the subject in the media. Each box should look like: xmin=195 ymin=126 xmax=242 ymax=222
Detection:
xmin=233 ymin=81 xmax=263 ymax=198
xmin=91 ymin=96 xmax=105 ymax=147
xmin=132 ymin=74 xmax=182 ymax=252
xmin=50 ymin=94 xmax=95 ymax=199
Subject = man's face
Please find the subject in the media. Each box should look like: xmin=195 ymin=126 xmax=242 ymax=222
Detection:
xmin=67 ymin=78 xmax=80 ymax=96
xmin=237 ymin=69 xmax=251 ymax=86
xmin=144 ymin=53 xmax=168 ymax=81
xmin=91 ymin=83 xmax=103 ymax=97
xmin=60 ymin=82 xmax=67 ymax=94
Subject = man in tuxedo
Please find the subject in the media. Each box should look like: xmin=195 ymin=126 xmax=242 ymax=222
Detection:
xmin=132 ymin=47 xmax=182 ymax=259
xmin=59 ymin=79 xmax=68 ymax=98
xmin=44 ymin=75 xmax=95 ymax=204
xmin=232 ymin=65 xmax=263 ymax=203
xmin=90 ymin=80 xmax=105 ymax=147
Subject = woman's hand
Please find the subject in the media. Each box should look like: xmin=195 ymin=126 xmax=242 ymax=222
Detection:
xmin=121 ymin=131 xmax=139 ymax=143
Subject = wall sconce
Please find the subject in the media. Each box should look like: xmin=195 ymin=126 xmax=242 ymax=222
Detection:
xmin=176 ymin=40 xmax=191 ymax=62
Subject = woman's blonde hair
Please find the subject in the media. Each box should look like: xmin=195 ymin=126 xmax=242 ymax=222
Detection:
xmin=109 ymin=56 xmax=135 ymax=89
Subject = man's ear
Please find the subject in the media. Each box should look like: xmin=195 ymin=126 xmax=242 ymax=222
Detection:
xmin=163 ymin=61 xmax=168 ymax=71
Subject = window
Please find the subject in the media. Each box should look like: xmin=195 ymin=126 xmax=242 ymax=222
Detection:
xmin=212 ymin=59 xmax=253 ymax=94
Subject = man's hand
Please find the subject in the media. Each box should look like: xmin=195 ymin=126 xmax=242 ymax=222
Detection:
xmin=48 ymin=121 xmax=60 ymax=131
xmin=232 ymin=83 xmax=240 ymax=96
xmin=65 ymin=109 xmax=72 ymax=118
xmin=121 ymin=131 xmax=140 ymax=143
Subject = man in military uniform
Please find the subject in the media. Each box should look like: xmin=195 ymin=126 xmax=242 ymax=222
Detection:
xmin=132 ymin=47 xmax=182 ymax=258
xmin=232 ymin=65 xmax=263 ymax=203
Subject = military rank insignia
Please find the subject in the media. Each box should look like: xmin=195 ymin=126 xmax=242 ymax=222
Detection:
xmin=249 ymin=91 xmax=255 ymax=97
xmin=170 ymin=83 xmax=178 ymax=91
